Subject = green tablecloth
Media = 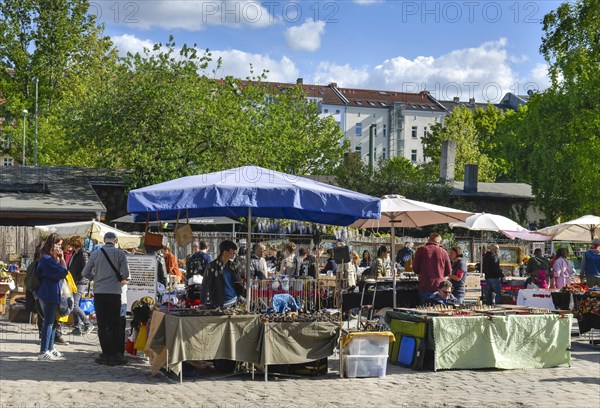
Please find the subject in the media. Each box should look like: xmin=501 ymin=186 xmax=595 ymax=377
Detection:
xmin=148 ymin=311 xmax=340 ymax=374
xmin=259 ymin=321 xmax=340 ymax=365
xmin=386 ymin=311 xmax=572 ymax=370
xmin=149 ymin=313 xmax=262 ymax=374
xmin=432 ymin=314 xmax=572 ymax=370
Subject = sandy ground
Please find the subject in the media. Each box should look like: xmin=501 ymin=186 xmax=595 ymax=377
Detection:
xmin=0 ymin=319 xmax=599 ymax=408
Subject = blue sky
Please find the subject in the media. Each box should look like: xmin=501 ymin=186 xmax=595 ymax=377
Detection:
xmin=95 ymin=0 xmax=561 ymax=102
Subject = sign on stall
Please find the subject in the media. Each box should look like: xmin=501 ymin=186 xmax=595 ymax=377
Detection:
xmin=126 ymin=255 xmax=157 ymax=312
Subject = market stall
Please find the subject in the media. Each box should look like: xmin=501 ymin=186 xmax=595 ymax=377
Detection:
xmin=386 ymin=307 xmax=571 ymax=371
xmin=146 ymin=308 xmax=340 ymax=382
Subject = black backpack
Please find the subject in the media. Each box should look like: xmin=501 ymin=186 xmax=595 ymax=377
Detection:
xmin=187 ymin=253 xmax=209 ymax=280
xmin=25 ymin=260 xmax=41 ymax=292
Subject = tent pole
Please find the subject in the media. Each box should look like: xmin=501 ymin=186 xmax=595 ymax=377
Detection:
xmin=246 ymin=208 xmax=252 ymax=310
xmin=391 ymin=217 xmax=396 ymax=309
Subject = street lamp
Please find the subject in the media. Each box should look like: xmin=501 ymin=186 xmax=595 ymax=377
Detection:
xmin=22 ymin=109 xmax=28 ymax=166
xmin=34 ymin=77 xmax=39 ymax=166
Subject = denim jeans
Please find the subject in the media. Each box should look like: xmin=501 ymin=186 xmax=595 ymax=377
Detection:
xmin=72 ymin=283 xmax=90 ymax=328
xmin=484 ymin=278 xmax=503 ymax=305
xmin=39 ymin=300 xmax=59 ymax=353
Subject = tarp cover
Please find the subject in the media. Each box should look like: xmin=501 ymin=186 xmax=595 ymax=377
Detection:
xmin=128 ymin=166 xmax=381 ymax=226
xmin=432 ymin=314 xmax=571 ymax=370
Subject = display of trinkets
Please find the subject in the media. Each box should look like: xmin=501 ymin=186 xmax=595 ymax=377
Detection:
xmin=261 ymin=311 xmax=340 ymax=323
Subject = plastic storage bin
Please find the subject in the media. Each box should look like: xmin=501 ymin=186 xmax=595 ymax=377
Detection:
xmin=344 ymin=354 xmax=388 ymax=378
xmin=344 ymin=334 xmax=390 ymax=356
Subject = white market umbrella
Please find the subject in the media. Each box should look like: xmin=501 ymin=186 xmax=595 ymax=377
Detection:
xmin=36 ymin=220 xmax=141 ymax=249
xmin=350 ymin=194 xmax=473 ymax=308
xmin=449 ymin=212 xmax=526 ymax=233
xmin=537 ymin=215 xmax=600 ymax=242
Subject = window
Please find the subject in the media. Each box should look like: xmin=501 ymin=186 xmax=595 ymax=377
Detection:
xmin=372 ymin=125 xmax=377 ymax=136
xmin=383 ymin=124 xmax=387 ymax=137
xmin=355 ymin=123 xmax=362 ymax=136
xmin=412 ymin=126 xmax=418 ymax=139
xmin=411 ymin=149 xmax=417 ymax=163
xmin=382 ymin=148 xmax=386 ymax=160
xmin=3 ymin=157 xmax=14 ymax=166
xmin=355 ymin=146 xmax=362 ymax=152
xmin=335 ymin=109 xmax=340 ymax=114
xmin=368 ymin=101 xmax=376 ymax=107
xmin=424 ymin=126 xmax=428 ymax=136
xmin=323 ymin=109 xmax=329 ymax=113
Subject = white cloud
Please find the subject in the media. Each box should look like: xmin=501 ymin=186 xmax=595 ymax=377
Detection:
xmin=526 ymin=63 xmax=551 ymax=92
xmin=365 ymin=38 xmax=517 ymax=102
xmin=99 ymin=0 xmax=274 ymax=31
xmin=210 ymin=50 xmax=299 ymax=82
xmin=285 ymin=19 xmax=326 ymax=52
xmin=313 ymin=62 xmax=369 ymax=88
xmin=110 ymin=34 xmax=299 ymax=83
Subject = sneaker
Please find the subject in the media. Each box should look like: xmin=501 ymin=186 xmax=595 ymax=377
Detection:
xmin=83 ymin=325 xmax=95 ymax=335
xmin=70 ymin=328 xmax=83 ymax=335
xmin=55 ymin=337 xmax=69 ymax=345
xmin=50 ymin=349 xmax=63 ymax=358
xmin=38 ymin=351 xmax=59 ymax=361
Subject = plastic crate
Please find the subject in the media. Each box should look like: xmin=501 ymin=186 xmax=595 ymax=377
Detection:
xmin=344 ymin=354 xmax=388 ymax=378
xmin=344 ymin=334 xmax=390 ymax=356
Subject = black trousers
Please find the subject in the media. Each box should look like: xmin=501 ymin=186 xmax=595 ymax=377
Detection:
xmin=94 ymin=294 xmax=121 ymax=357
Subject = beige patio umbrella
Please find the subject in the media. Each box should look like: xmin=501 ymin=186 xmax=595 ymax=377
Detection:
xmin=350 ymin=194 xmax=473 ymax=308
xmin=537 ymin=215 xmax=600 ymax=242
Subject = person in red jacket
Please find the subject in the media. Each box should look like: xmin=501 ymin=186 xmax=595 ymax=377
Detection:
xmin=412 ymin=233 xmax=452 ymax=305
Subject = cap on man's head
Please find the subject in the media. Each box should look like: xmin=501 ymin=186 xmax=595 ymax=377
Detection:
xmin=104 ymin=232 xmax=117 ymax=243
xmin=592 ymin=238 xmax=600 ymax=246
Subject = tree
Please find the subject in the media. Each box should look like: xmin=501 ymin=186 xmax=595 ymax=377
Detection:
xmin=422 ymin=106 xmax=496 ymax=182
xmin=59 ymin=39 xmax=348 ymax=188
xmin=0 ymin=0 xmax=116 ymax=163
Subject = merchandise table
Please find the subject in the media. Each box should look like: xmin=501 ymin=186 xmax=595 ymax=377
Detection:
xmin=147 ymin=310 xmax=340 ymax=382
xmin=516 ymin=289 xmax=557 ymax=310
xmin=386 ymin=310 xmax=571 ymax=371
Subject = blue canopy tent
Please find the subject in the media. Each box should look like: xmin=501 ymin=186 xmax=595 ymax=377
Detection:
xmin=127 ymin=165 xmax=381 ymax=308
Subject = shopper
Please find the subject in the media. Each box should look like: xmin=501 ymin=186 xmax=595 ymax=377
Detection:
xmin=449 ymin=246 xmax=467 ymax=304
xmin=200 ymin=240 xmax=244 ymax=308
xmin=360 ymin=250 xmax=372 ymax=268
xmin=413 ymin=233 xmax=452 ymax=305
xmin=580 ymin=239 xmax=600 ymax=287
xmin=68 ymin=236 xmax=93 ymax=335
xmin=552 ymin=248 xmax=574 ymax=289
xmin=163 ymin=243 xmax=183 ymax=284
xmin=186 ymin=241 xmax=212 ymax=281
xmin=321 ymin=248 xmax=337 ymax=276
xmin=369 ymin=245 xmax=389 ymax=278
xmin=82 ymin=232 xmax=130 ymax=366
xmin=396 ymin=242 xmax=415 ymax=268
xmin=35 ymin=233 xmax=68 ymax=361
xmin=527 ymin=248 xmax=549 ymax=289
xmin=249 ymin=243 xmax=267 ymax=279
xmin=280 ymin=241 xmax=299 ymax=277
xmin=428 ymin=281 xmax=458 ymax=305
xmin=483 ymin=244 xmax=504 ymax=305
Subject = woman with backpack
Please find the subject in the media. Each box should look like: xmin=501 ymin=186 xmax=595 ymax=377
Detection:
xmin=35 ymin=233 xmax=68 ymax=361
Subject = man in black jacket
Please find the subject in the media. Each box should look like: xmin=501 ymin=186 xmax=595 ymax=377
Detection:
xmin=482 ymin=244 xmax=504 ymax=305
xmin=200 ymin=240 xmax=245 ymax=308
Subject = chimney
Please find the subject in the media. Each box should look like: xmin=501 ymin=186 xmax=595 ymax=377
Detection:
xmin=464 ymin=164 xmax=479 ymax=193
xmin=469 ymin=97 xmax=475 ymax=104
xmin=439 ymin=141 xmax=456 ymax=183
xmin=296 ymin=78 xmax=303 ymax=85
xmin=329 ymin=82 xmax=338 ymax=88
xmin=453 ymin=96 xmax=460 ymax=103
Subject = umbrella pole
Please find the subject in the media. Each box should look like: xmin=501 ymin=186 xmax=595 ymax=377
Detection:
xmin=246 ymin=208 xmax=252 ymax=310
xmin=391 ymin=218 xmax=396 ymax=309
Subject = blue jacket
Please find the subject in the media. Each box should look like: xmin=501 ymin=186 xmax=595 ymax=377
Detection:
xmin=36 ymin=254 xmax=68 ymax=304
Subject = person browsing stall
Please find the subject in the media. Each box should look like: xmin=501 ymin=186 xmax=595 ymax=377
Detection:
xmin=428 ymin=281 xmax=458 ymax=306
xmin=82 ymin=232 xmax=129 ymax=366
xmin=413 ymin=233 xmax=452 ymax=305
xmin=249 ymin=243 xmax=268 ymax=280
xmin=580 ymin=239 xmax=600 ymax=288
xmin=449 ymin=246 xmax=467 ymax=304
xmin=483 ymin=244 xmax=504 ymax=305
xmin=200 ymin=240 xmax=245 ymax=308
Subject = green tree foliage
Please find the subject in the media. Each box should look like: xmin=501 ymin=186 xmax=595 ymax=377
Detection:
xmin=422 ymin=106 xmax=496 ymax=182
xmin=0 ymin=0 xmax=115 ymax=162
xmin=505 ymin=0 xmax=600 ymax=220
xmin=59 ymin=39 xmax=347 ymax=187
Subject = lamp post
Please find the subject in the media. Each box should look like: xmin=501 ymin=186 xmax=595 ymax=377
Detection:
xmin=34 ymin=77 xmax=39 ymax=166
xmin=22 ymin=109 xmax=28 ymax=166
